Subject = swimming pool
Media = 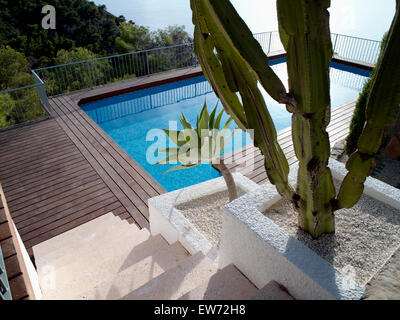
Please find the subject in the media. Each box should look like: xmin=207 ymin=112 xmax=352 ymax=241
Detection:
xmin=82 ymin=60 xmax=370 ymax=192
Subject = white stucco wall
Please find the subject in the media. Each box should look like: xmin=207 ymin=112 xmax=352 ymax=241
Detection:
xmin=219 ymin=159 xmax=400 ymax=300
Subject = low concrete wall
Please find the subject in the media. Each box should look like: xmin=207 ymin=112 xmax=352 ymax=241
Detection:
xmin=219 ymin=159 xmax=400 ymax=300
xmin=149 ymin=173 xmax=259 ymax=261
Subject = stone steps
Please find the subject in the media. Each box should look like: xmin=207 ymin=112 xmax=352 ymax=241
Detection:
xmin=79 ymin=241 xmax=190 ymax=300
xmin=122 ymin=251 xmax=218 ymax=300
xmin=33 ymin=213 xmax=291 ymax=300
xmin=180 ymin=265 xmax=257 ymax=300
xmin=251 ymin=281 xmax=294 ymax=300
xmin=33 ymin=213 xmax=134 ymax=264
xmin=179 ymin=264 xmax=258 ymax=300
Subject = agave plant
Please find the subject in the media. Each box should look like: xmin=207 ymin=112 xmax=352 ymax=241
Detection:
xmin=191 ymin=0 xmax=400 ymax=238
xmin=156 ymin=102 xmax=239 ymax=201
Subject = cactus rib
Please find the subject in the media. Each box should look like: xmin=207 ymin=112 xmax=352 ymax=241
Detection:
xmin=191 ymin=0 xmax=295 ymax=199
xmin=337 ymin=0 xmax=400 ymax=208
xmin=277 ymin=0 xmax=336 ymax=237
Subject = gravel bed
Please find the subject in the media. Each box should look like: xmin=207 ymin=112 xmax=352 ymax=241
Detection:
xmin=176 ymin=190 xmax=244 ymax=249
xmin=264 ymin=189 xmax=400 ymax=286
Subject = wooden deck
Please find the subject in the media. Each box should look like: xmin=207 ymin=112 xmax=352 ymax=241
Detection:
xmin=218 ymin=100 xmax=357 ymax=184
xmin=0 ymin=107 xmax=165 ymax=252
xmin=0 ymin=63 xmax=358 ymax=255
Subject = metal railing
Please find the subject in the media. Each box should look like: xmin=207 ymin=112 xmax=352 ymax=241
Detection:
xmin=32 ymin=31 xmax=382 ymax=98
xmin=331 ymin=33 xmax=382 ymax=65
xmin=0 ymin=247 xmax=12 ymax=300
xmin=0 ymin=83 xmax=50 ymax=130
xmin=0 ymin=31 xmax=382 ymax=130
xmin=33 ymin=43 xmax=198 ymax=97
xmin=254 ymin=31 xmax=285 ymax=55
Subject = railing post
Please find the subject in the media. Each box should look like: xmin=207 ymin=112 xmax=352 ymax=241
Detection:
xmin=87 ymin=61 xmax=93 ymax=89
xmin=32 ymin=71 xmax=51 ymax=116
xmin=145 ymin=51 xmax=150 ymax=75
xmin=0 ymin=248 xmax=12 ymax=300
xmin=267 ymin=31 xmax=272 ymax=55
xmin=333 ymin=33 xmax=339 ymax=56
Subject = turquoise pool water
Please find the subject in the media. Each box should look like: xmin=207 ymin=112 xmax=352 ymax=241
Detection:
xmin=82 ymin=60 xmax=370 ymax=191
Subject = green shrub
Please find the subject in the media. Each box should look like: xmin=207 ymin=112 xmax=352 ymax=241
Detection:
xmin=345 ymin=33 xmax=389 ymax=155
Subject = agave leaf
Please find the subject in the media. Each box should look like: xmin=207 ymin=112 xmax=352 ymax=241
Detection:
xmin=163 ymin=163 xmax=199 ymax=176
xmin=197 ymin=104 xmax=210 ymax=137
xmin=214 ymin=108 xmax=224 ymax=130
xmin=209 ymin=105 xmax=217 ymax=129
xmin=180 ymin=113 xmax=193 ymax=130
xmin=155 ymin=153 xmax=180 ymax=165
xmin=162 ymin=129 xmax=185 ymax=147
xmin=157 ymin=147 xmax=180 ymax=154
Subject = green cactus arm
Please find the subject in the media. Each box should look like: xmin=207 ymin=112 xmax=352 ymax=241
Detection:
xmin=191 ymin=0 xmax=295 ymax=199
xmin=192 ymin=3 xmax=247 ymax=131
xmin=337 ymin=1 xmax=400 ymax=209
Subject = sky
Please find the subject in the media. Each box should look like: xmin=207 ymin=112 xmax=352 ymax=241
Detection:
xmin=93 ymin=0 xmax=396 ymax=41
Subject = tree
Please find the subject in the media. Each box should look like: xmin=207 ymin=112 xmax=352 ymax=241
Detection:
xmin=115 ymin=22 xmax=154 ymax=53
xmin=0 ymin=46 xmax=32 ymax=90
xmin=191 ymin=0 xmax=400 ymax=238
xmin=153 ymin=25 xmax=193 ymax=47
xmin=0 ymin=0 xmax=123 ymax=68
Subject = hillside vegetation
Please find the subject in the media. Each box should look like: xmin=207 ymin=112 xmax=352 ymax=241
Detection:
xmin=0 ymin=0 xmax=192 ymax=128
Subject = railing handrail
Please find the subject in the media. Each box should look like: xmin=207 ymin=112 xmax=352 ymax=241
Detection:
xmin=30 ymin=30 xmax=382 ymax=82
xmin=0 ymin=83 xmax=42 ymax=95
xmin=331 ymin=32 xmax=382 ymax=43
xmin=32 ymin=42 xmax=194 ymax=72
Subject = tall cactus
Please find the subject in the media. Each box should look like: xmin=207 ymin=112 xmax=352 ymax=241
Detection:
xmin=191 ymin=0 xmax=400 ymax=238
xmin=277 ymin=0 xmax=336 ymax=236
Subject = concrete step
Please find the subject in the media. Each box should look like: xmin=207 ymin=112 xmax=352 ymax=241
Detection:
xmin=179 ymin=264 xmax=258 ymax=300
xmin=79 ymin=242 xmax=190 ymax=300
xmin=35 ymin=217 xmax=135 ymax=270
xmin=33 ymin=212 xmax=133 ymax=262
xmin=251 ymin=281 xmax=294 ymax=300
xmin=122 ymin=252 xmax=218 ymax=300
xmin=40 ymin=227 xmax=153 ymax=300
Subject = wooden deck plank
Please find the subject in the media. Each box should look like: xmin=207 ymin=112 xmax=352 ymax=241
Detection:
xmin=0 ymin=115 xmax=156 ymax=252
xmin=17 ymin=191 xmax=116 ymax=234
xmin=3 ymin=157 xmax=87 ymax=191
xmin=23 ymin=201 xmax=122 ymax=249
xmin=49 ymin=98 xmax=150 ymax=228
xmin=10 ymin=174 xmax=100 ymax=214
xmin=0 ymin=138 xmax=75 ymax=167
xmin=0 ymin=146 xmax=81 ymax=178
xmin=0 ymin=134 xmax=69 ymax=159
xmin=218 ymin=100 xmax=357 ymax=184
xmin=4 ymin=161 xmax=90 ymax=196
xmin=55 ymin=96 xmax=156 ymax=209
xmin=60 ymin=95 xmax=165 ymax=196
xmin=0 ymin=119 xmax=59 ymax=144
xmin=13 ymin=183 xmax=108 ymax=224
